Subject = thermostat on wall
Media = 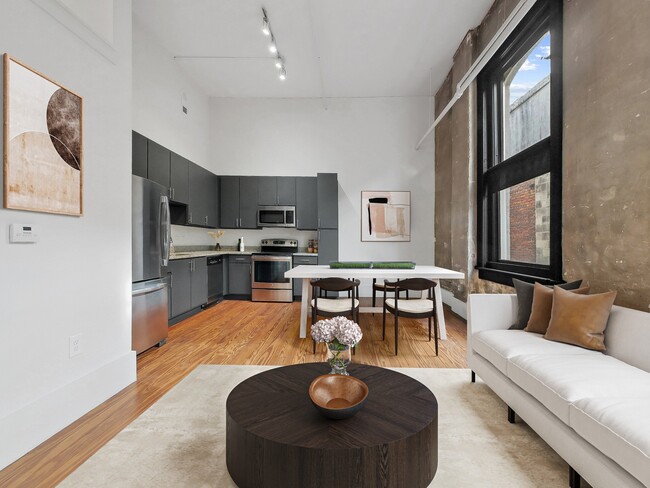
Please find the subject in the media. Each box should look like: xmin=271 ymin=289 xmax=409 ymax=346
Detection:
xmin=9 ymin=224 xmax=38 ymax=243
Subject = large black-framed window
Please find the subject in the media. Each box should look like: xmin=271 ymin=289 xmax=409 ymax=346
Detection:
xmin=476 ymin=0 xmax=563 ymax=287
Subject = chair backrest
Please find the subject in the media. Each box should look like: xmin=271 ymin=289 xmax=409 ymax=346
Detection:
xmin=311 ymin=277 xmax=360 ymax=293
xmin=385 ymin=278 xmax=437 ymax=298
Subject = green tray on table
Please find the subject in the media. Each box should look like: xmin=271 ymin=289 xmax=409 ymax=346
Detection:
xmin=329 ymin=261 xmax=416 ymax=269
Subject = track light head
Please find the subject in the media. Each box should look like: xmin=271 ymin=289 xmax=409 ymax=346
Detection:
xmin=275 ymin=56 xmax=284 ymax=69
xmin=261 ymin=18 xmax=270 ymax=36
xmin=279 ymin=67 xmax=286 ymax=81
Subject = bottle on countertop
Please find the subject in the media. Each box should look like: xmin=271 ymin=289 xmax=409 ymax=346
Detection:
xmin=238 ymin=237 xmax=245 ymax=252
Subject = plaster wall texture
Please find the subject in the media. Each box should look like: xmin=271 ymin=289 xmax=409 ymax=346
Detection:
xmin=434 ymin=0 xmax=650 ymax=311
xmin=206 ymin=97 xmax=435 ymax=297
xmin=0 ymin=0 xmax=134 ymax=469
xmin=132 ymin=17 xmax=211 ymax=168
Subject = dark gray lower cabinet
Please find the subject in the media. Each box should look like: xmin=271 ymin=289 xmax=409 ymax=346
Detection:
xmin=318 ymin=229 xmax=339 ymax=266
xmin=228 ymin=255 xmax=252 ymax=296
xmin=292 ymin=255 xmax=318 ymax=298
xmin=168 ymin=260 xmax=192 ymax=319
xmin=168 ymin=258 xmax=208 ymax=319
xmin=190 ymin=258 xmax=208 ymax=308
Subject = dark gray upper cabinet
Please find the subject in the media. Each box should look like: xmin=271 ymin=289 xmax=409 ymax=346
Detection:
xmin=168 ymin=259 xmax=192 ymax=319
xmin=170 ymin=153 xmax=189 ymax=204
xmin=147 ymin=140 xmax=171 ymax=189
xmin=207 ymin=172 xmax=219 ymax=228
xmin=132 ymin=131 xmax=148 ymax=178
xmin=317 ymin=173 xmax=338 ymax=229
xmin=296 ymin=177 xmax=317 ymax=230
xmin=190 ymin=258 xmax=208 ymax=308
xmin=257 ymin=176 xmax=277 ymax=205
xmin=220 ymin=176 xmax=240 ymax=228
xmin=318 ymin=229 xmax=339 ymax=266
xmin=277 ymin=177 xmax=296 ymax=205
xmin=239 ymin=176 xmax=259 ymax=229
xmin=257 ymin=176 xmax=296 ymax=206
xmin=189 ymin=163 xmax=217 ymax=227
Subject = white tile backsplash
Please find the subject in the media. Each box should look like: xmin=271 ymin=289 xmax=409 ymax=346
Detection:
xmin=171 ymin=225 xmax=317 ymax=250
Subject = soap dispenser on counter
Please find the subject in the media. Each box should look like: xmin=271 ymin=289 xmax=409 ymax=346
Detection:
xmin=238 ymin=237 xmax=245 ymax=252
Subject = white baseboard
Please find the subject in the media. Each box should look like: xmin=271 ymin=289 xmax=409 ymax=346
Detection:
xmin=0 ymin=351 xmax=136 ymax=470
xmin=441 ymin=289 xmax=467 ymax=320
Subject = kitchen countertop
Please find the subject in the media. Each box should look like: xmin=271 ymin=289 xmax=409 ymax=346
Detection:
xmin=169 ymin=250 xmax=253 ymax=260
xmin=170 ymin=248 xmax=318 ymax=260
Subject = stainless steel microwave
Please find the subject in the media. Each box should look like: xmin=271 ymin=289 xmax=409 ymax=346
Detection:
xmin=257 ymin=206 xmax=296 ymax=228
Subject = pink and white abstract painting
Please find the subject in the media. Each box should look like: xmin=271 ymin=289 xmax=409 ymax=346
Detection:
xmin=361 ymin=191 xmax=411 ymax=242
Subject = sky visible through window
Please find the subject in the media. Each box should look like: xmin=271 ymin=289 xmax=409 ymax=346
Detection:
xmin=509 ymin=32 xmax=551 ymax=104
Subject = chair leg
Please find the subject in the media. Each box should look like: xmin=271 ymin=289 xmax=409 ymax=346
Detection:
xmin=372 ymin=286 xmax=376 ymax=309
xmin=569 ymin=467 xmax=581 ymax=488
xmin=433 ymin=308 xmax=439 ymax=356
xmin=382 ymin=307 xmax=386 ymax=340
xmin=312 ymin=310 xmax=317 ymax=354
xmin=394 ymin=314 xmax=399 ymax=355
xmin=428 ymin=316 xmax=432 ymax=341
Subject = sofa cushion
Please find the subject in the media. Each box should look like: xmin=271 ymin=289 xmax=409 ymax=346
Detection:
xmin=510 ymin=278 xmax=583 ymax=330
xmin=545 ymin=287 xmax=617 ymax=351
xmin=472 ymin=330 xmax=597 ymax=375
xmin=525 ymin=283 xmax=590 ymax=334
xmin=570 ymin=397 xmax=650 ymax=488
xmin=508 ymin=354 xmax=650 ymax=424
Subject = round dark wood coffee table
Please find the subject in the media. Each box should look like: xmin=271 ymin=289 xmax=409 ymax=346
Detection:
xmin=226 ymin=363 xmax=438 ymax=488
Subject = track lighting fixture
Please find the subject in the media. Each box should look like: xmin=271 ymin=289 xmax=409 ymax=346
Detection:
xmin=260 ymin=7 xmax=286 ymax=82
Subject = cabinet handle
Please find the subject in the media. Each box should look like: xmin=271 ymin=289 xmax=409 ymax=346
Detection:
xmin=249 ymin=264 xmax=252 ymax=276
xmin=205 ymin=215 xmax=208 ymax=225
xmin=189 ymin=212 xmax=193 ymax=224
xmin=169 ymin=187 xmax=173 ymax=198
xmin=318 ymin=218 xmax=321 ymax=228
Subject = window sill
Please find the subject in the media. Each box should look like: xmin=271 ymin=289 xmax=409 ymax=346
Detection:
xmin=476 ymin=266 xmax=563 ymax=287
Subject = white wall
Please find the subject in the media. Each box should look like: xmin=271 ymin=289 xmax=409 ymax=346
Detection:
xmin=132 ymin=16 xmax=211 ymax=167
xmin=0 ymin=1 xmax=134 ymax=469
xmin=208 ymin=97 xmax=435 ymax=295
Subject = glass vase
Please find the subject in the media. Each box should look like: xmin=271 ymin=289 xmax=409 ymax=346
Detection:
xmin=326 ymin=342 xmax=351 ymax=375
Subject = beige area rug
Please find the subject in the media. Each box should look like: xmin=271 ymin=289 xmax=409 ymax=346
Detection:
xmin=59 ymin=366 xmax=572 ymax=487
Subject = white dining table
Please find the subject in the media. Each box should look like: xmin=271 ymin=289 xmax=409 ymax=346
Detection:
xmin=285 ymin=265 xmax=465 ymax=340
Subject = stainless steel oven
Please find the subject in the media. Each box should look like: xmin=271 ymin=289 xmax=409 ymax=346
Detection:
xmin=251 ymin=239 xmax=298 ymax=302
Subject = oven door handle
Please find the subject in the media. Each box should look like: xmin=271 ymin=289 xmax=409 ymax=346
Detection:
xmin=252 ymin=255 xmax=293 ymax=262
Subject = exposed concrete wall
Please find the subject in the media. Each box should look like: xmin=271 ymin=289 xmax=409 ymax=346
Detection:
xmin=563 ymin=0 xmax=650 ymax=310
xmin=434 ymin=0 xmax=650 ymax=312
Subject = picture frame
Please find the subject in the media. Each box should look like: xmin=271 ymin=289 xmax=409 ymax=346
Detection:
xmin=361 ymin=191 xmax=411 ymax=242
xmin=3 ymin=53 xmax=83 ymax=216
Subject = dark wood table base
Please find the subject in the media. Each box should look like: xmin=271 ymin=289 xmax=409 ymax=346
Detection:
xmin=226 ymin=363 xmax=438 ymax=488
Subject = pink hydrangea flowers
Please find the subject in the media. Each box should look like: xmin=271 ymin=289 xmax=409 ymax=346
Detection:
xmin=311 ymin=316 xmax=363 ymax=346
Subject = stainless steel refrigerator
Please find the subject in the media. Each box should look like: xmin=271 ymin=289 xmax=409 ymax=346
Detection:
xmin=132 ymin=175 xmax=171 ymax=354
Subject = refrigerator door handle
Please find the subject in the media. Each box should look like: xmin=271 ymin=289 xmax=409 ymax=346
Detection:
xmin=160 ymin=196 xmax=171 ymax=267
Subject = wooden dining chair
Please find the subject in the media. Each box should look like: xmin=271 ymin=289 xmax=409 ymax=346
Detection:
xmin=311 ymin=278 xmax=361 ymax=353
xmin=382 ymin=278 xmax=439 ymax=356
xmin=372 ymin=278 xmax=409 ymax=309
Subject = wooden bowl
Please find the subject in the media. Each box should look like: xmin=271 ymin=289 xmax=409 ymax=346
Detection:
xmin=309 ymin=374 xmax=369 ymax=420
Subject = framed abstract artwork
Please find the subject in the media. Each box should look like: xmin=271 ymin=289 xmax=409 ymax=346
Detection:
xmin=361 ymin=191 xmax=411 ymax=242
xmin=3 ymin=54 xmax=83 ymax=216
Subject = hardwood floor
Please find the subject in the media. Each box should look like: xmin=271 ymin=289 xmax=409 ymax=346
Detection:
xmin=0 ymin=299 xmax=467 ymax=487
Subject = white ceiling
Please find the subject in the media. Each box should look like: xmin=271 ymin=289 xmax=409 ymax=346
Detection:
xmin=132 ymin=0 xmax=494 ymax=98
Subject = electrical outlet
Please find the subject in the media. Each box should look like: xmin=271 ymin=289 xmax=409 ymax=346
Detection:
xmin=70 ymin=334 xmax=82 ymax=358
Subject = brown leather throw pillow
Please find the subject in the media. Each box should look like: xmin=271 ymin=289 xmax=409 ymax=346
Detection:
xmin=524 ymin=283 xmax=590 ymax=334
xmin=545 ymin=287 xmax=617 ymax=351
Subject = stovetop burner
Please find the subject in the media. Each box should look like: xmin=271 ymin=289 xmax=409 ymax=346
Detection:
xmin=257 ymin=238 xmax=298 ymax=255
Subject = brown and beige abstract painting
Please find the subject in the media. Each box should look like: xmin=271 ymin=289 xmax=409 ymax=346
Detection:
xmin=361 ymin=191 xmax=410 ymax=242
xmin=4 ymin=55 xmax=83 ymax=215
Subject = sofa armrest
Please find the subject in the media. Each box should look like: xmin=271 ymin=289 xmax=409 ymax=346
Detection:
xmin=467 ymin=294 xmax=518 ymax=361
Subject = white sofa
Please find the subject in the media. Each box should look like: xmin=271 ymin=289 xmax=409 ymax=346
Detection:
xmin=467 ymin=294 xmax=650 ymax=488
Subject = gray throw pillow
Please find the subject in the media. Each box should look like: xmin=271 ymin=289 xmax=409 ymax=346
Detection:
xmin=509 ymin=278 xmax=583 ymax=330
